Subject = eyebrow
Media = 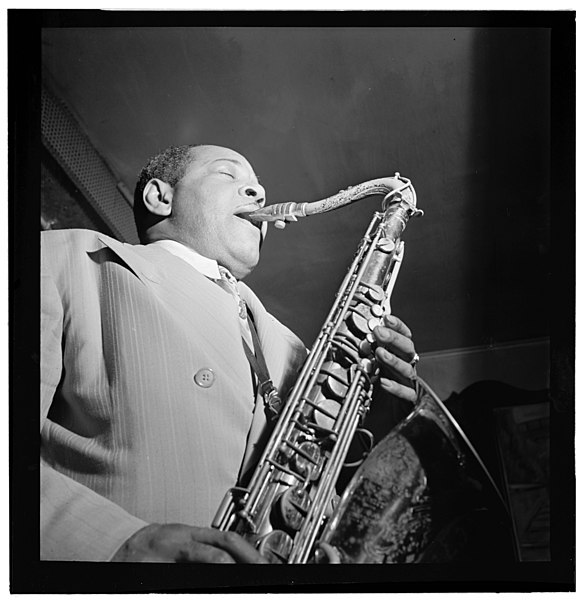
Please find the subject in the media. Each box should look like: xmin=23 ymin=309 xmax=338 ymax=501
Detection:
xmin=210 ymin=158 xmax=261 ymax=183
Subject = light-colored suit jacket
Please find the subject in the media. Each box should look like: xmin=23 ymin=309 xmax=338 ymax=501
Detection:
xmin=41 ymin=229 xmax=306 ymax=561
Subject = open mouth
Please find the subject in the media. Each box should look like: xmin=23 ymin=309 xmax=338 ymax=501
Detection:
xmin=234 ymin=209 xmax=262 ymax=231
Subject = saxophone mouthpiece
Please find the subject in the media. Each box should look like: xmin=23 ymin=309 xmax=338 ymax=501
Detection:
xmin=247 ymin=203 xmax=309 ymax=229
xmin=246 ymin=206 xmax=275 ymax=222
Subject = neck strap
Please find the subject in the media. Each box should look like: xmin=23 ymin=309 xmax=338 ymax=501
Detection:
xmin=241 ymin=314 xmax=283 ymax=421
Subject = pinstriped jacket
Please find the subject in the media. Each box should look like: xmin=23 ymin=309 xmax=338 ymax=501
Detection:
xmin=40 ymin=229 xmax=306 ymax=561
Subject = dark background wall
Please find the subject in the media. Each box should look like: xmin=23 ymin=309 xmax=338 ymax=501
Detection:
xmin=40 ymin=25 xmax=551 ymax=361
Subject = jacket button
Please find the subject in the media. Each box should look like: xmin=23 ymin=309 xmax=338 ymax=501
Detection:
xmin=193 ymin=368 xmax=215 ymax=388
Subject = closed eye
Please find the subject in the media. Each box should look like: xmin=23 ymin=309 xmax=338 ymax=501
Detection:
xmin=219 ymin=171 xmax=235 ymax=179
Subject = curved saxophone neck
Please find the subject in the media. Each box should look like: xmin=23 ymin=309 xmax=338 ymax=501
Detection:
xmin=248 ymin=174 xmax=422 ymax=229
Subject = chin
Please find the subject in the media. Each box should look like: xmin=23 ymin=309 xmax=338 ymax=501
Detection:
xmin=231 ymin=252 xmax=260 ymax=280
xmin=233 ymin=261 xmax=259 ymax=280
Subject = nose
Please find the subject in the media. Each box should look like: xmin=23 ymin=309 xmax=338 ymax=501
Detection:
xmin=239 ymin=184 xmax=266 ymax=207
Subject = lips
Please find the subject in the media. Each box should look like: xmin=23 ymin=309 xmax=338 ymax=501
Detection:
xmin=234 ymin=205 xmax=263 ymax=230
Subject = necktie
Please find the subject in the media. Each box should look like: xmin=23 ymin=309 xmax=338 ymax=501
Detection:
xmin=215 ymin=266 xmax=282 ymax=421
xmin=217 ymin=266 xmax=248 ymax=320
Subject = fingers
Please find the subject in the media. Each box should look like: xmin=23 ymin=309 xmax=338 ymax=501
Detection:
xmin=375 ymin=347 xmax=417 ymax=404
xmin=135 ymin=524 xmax=239 ymax=563
xmin=378 ymin=375 xmax=417 ymax=403
xmin=383 ymin=314 xmax=412 ymax=338
xmin=375 ymin=347 xmax=416 ymax=382
xmin=175 ymin=541 xmax=236 ymax=564
xmin=372 ymin=314 xmax=418 ymax=404
xmin=189 ymin=527 xmax=268 ymax=564
xmin=372 ymin=325 xmax=415 ymax=362
xmin=113 ymin=523 xmax=266 ymax=563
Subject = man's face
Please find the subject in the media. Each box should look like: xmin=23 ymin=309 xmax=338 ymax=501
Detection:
xmin=169 ymin=145 xmax=266 ymax=279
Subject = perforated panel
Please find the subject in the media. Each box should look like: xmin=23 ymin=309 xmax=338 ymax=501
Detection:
xmin=41 ymin=84 xmax=139 ymax=243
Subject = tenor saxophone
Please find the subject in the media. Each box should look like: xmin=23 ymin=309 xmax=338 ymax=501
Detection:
xmin=212 ymin=175 xmax=513 ymax=564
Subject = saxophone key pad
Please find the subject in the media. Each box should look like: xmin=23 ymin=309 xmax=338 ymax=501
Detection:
xmin=376 ymin=237 xmax=396 ymax=253
xmin=350 ymin=304 xmax=372 ymax=321
xmin=358 ymin=338 xmax=376 ymax=358
xmin=324 ymin=376 xmax=348 ymax=402
xmin=257 ymin=530 xmax=293 ymax=564
xmin=290 ymin=441 xmax=322 ymax=481
xmin=351 ymin=292 xmax=372 ymax=306
xmin=313 ymin=398 xmax=341 ymax=431
xmin=370 ymin=304 xmax=384 ymax=318
xmin=359 ymin=357 xmax=374 ymax=374
xmin=347 ymin=312 xmax=369 ymax=337
xmin=274 ymin=486 xmax=312 ymax=532
xmin=362 ymin=284 xmax=384 ymax=303
xmin=318 ymin=361 xmax=350 ymax=400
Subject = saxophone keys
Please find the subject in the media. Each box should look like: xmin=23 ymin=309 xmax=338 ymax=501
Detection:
xmin=314 ymin=542 xmax=342 ymax=564
xmin=318 ymin=361 xmax=350 ymax=400
xmin=257 ymin=530 xmax=293 ymax=564
xmin=313 ymin=398 xmax=341 ymax=430
xmin=377 ymin=237 xmax=396 ymax=253
xmin=303 ymin=386 xmax=325 ymax=422
xmin=324 ymin=493 xmax=341 ymax=519
xmin=359 ymin=329 xmax=380 ymax=358
xmin=290 ymin=440 xmax=322 ymax=481
xmin=361 ymin=283 xmax=384 ymax=303
xmin=358 ymin=338 xmax=375 ymax=358
xmin=273 ymin=486 xmax=312 ymax=533
xmin=359 ymin=357 xmax=375 ymax=374
xmin=370 ymin=304 xmax=384 ymax=318
xmin=347 ymin=311 xmax=369 ymax=337
xmin=326 ymin=376 xmax=349 ymax=400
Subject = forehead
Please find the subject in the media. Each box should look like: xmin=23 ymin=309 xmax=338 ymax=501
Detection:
xmin=189 ymin=145 xmax=254 ymax=172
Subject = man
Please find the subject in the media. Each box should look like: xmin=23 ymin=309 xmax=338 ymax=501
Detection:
xmin=41 ymin=144 xmax=419 ymax=562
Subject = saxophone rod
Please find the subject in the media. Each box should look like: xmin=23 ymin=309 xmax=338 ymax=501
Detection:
xmin=247 ymin=175 xmax=420 ymax=229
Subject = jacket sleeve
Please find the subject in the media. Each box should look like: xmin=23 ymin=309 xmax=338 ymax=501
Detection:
xmin=41 ymin=251 xmax=148 ymax=561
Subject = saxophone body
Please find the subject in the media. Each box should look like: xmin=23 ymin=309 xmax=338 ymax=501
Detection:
xmin=213 ymin=175 xmax=513 ymax=564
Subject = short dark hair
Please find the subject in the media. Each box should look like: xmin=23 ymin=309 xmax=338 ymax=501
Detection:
xmin=133 ymin=144 xmax=200 ymax=241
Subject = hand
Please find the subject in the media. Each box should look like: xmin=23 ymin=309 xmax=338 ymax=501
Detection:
xmin=372 ymin=314 xmax=418 ymax=403
xmin=111 ymin=523 xmax=267 ymax=563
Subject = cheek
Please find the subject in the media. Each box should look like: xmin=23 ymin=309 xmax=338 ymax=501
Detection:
xmin=177 ymin=202 xmax=216 ymax=234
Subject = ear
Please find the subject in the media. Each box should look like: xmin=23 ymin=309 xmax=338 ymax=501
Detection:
xmin=142 ymin=179 xmax=174 ymax=217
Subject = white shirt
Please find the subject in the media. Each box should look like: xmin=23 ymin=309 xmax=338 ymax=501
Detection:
xmin=150 ymin=239 xmax=222 ymax=280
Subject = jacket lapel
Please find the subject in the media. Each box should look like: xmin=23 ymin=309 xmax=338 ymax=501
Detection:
xmin=94 ymin=235 xmax=251 ymax=384
xmin=94 ymin=235 xmax=161 ymax=284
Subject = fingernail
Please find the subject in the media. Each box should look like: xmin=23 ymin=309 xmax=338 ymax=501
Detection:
xmin=384 ymin=315 xmax=396 ymax=327
xmin=380 ymin=378 xmax=392 ymax=389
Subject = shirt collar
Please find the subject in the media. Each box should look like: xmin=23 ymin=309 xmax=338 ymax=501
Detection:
xmin=149 ymin=239 xmax=222 ymax=280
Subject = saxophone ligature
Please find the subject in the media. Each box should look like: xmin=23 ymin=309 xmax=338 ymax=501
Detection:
xmin=212 ymin=174 xmax=513 ymax=564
